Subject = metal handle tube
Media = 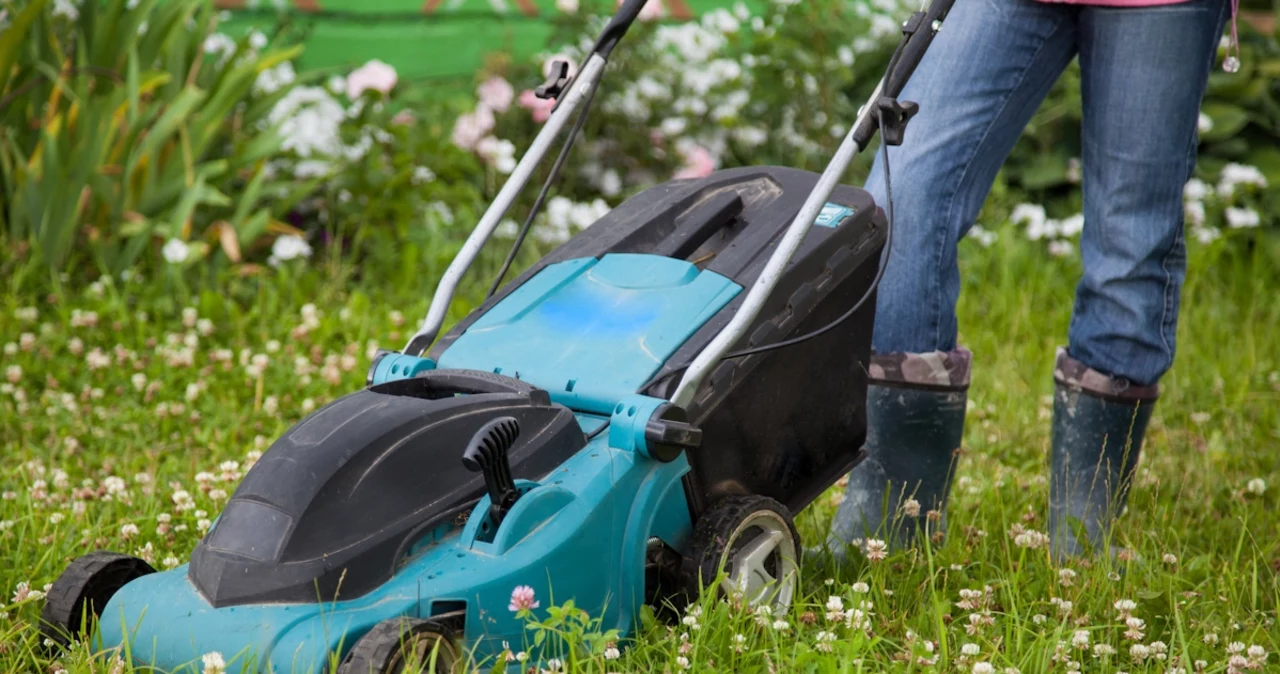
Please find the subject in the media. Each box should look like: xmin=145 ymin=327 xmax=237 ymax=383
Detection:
xmin=668 ymin=76 xmax=887 ymax=409
xmin=405 ymin=53 xmax=608 ymax=355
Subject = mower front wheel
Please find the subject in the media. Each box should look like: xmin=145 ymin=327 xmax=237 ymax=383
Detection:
xmin=337 ymin=617 xmax=461 ymax=674
xmin=39 ymin=551 xmax=156 ymax=651
xmin=682 ymin=495 xmax=800 ymax=615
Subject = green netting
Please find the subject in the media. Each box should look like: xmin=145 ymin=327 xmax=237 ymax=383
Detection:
xmin=217 ymin=0 xmax=768 ymax=83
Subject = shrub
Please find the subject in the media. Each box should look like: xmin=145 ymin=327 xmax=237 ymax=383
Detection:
xmin=0 ymin=0 xmax=312 ymax=289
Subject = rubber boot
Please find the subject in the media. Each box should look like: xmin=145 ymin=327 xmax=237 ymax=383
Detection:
xmin=821 ymin=348 xmax=971 ymax=559
xmin=1048 ymin=348 xmax=1158 ymax=562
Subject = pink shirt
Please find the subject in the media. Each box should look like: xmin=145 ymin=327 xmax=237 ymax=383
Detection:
xmin=1036 ymin=0 xmax=1240 ymax=71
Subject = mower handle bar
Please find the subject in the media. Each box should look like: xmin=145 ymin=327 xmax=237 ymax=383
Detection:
xmin=669 ymin=0 xmax=952 ymax=409
xmin=404 ymin=1 xmax=648 ymax=356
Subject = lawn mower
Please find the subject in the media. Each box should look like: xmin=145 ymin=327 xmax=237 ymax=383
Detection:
xmin=39 ymin=0 xmax=955 ymax=671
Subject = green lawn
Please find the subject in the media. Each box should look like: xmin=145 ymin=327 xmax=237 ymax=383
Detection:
xmin=1 ymin=228 xmax=1277 ymax=673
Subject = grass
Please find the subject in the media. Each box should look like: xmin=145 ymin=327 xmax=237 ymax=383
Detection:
xmin=0 ymin=225 xmax=1277 ymax=674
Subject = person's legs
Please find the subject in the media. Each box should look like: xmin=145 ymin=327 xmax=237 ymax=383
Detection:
xmin=1049 ymin=0 xmax=1230 ymax=560
xmin=827 ymin=0 xmax=1079 ymax=555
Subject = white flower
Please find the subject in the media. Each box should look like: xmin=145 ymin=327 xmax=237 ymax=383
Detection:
xmin=962 ymin=643 xmax=981 ymax=656
xmin=1010 ymin=203 xmax=1047 ymax=235
xmin=1198 ymin=112 xmax=1213 ymax=134
xmin=163 ymin=239 xmax=190 ymax=264
xmin=1184 ymin=177 xmax=1210 ymax=201
xmin=254 ymin=62 xmax=295 ymax=96
xmin=201 ymin=651 xmax=226 ymax=674
xmin=972 ymin=664 xmax=994 ymax=674
xmin=1225 ymin=207 xmax=1260 ymax=229
xmin=269 ymin=234 xmax=313 ymax=267
xmin=556 ymin=0 xmax=578 ymax=11
xmin=268 ymin=86 xmax=346 ymax=158
xmin=1185 ymin=200 xmax=1206 ymax=228
xmin=1192 ymin=224 xmax=1220 ymax=246
xmin=675 ymin=656 xmax=690 ymax=670
xmin=53 ymin=0 xmax=79 ymax=20
xmin=477 ymin=76 xmax=515 ymax=113
xmin=604 ymin=645 xmax=620 ymax=659
xmin=203 ymin=33 xmax=236 ymax=62
xmin=346 ymin=59 xmax=397 ymax=98
xmin=1217 ymin=163 xmax=1267 ymax=197
xmin=412 ymin=166 xmax=436 ymax=185
xmin=1058 ymin=213 xmax=1085 ymax=238
xmin=1048 ymin=240 xmax=1074 ymax=258
xmin=852 ymin=582 xmax=870 ymax=593
xmin=1246 ymin=478 xmax=1266 ymax=495
xmin=968 ymin=225 xmax=997 ymax=247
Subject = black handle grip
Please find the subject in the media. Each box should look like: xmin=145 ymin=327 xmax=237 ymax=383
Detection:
xmin=591 ymin=0 xmax=648 ymax=59
xmin=884 ymin=0 xmax=956 ymax=98
xmin=851 ymin=0 xmax=957 ymax=148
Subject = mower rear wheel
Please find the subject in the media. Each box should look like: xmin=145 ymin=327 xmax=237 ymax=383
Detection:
xmin=39 ymin=551 xmax=156 ymax=651
xmin=682 ymin=495 xmax=800 ymax=615
xmin=337 ymin=617 xmax=461 ymax=674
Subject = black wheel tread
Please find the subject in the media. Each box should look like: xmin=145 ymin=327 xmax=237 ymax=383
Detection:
xmin=39 ymin=551 xmax=156 ymax=650
xmin=337 ymin=617 xmax=460 ymax=674
xmin=681 ymin=495 xmax=800 ymax=599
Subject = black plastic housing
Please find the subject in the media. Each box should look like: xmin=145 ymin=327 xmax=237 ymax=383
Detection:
xmin=431 ymin=166 xmax=887 ymax=520
xmin=187 ymin=375 xmax=584 ymax=607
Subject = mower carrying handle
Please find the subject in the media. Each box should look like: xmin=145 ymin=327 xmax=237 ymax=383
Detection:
xmin=415 ymin=369 xmax=547 ymax=398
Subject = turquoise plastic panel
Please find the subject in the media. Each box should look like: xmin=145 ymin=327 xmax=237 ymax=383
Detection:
xmin=94 ymin=432 xmax=693 ymax=674
xmin=814 ymin=202 xmax=856 ymax=228
xmin=436 ymin=254 xmax=742 ymax=415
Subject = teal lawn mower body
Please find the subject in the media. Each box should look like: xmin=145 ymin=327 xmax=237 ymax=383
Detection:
xmin=38 ymin=0 xmax=958 ymax=670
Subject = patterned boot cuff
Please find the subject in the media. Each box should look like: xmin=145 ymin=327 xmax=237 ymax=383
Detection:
xmin=868 ymin=347 xmax=972 ymax=391
xmin=1053 ymin=348 xmax=1160 ymax=402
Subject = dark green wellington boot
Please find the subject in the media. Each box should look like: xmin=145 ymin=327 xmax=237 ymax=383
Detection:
xmin=821 ymin=348 xmax=971 ymax=559
xmin=1048 ymin=348 xmax=1158 ymax=562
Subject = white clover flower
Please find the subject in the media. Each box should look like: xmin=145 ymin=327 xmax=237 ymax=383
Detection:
xmin=1225 ymin=207 xmax=1260 ymax=229
xmin=269 ymin=234 xmax=313 ymax=267
xmin=162 ymin=239 xmax=190 ymax=264
xmin=201 ymin=651 xmax=226 ymax=674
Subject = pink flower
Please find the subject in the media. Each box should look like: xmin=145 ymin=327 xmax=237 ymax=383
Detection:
xmin=477 ymin=76 xmax=514 ymax=113
xmin=346 ymin=59 xmax=397 ymax=99
xmin=673 ymin=144 xmax=715 ymax=179
xmin=452 ymin=104 xmax=495 ymax=151
xmin=518 ymin=89 xmax=557 ymax=124
xmin=391 ymin=110 xmax=415 ymax=126
xmin=620 ymin=0 xmax=663 ymax=21
xmin=509 ymin=585 xmax=540 ymax=612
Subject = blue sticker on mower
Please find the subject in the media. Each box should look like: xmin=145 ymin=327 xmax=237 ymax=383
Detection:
xmin=814 ymin=202 xmax=855 ymax=228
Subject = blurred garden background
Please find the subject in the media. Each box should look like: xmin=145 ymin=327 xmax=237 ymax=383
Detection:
xmin=1 ymin=0 xmax=1278 ymax=671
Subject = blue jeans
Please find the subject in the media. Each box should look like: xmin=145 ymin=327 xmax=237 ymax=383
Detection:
xmin=865 ymin=0 xmax=1231 ymax=387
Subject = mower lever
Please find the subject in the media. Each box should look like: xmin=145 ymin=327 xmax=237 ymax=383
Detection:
xmin=461 ymin=417 xmax=523 ymax=529
xmin=876 ymin=97 xmax=919 ymax=147
xmin=535 ymin=60 xmax=572 ymax=100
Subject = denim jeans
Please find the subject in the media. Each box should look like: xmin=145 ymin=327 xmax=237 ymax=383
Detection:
xmin=863 ymin=0 xmax=1231 ymax=387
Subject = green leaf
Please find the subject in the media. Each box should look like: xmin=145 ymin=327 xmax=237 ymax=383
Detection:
xmin=1200 ymin=102 xmax=1252 ymax=142
xmin=0 ymin=0 xmax=53 ymax=98
xmin=136 ymin=85 xmax=206 ymax=161
xmin=1243 ymin=146 xmax=1280 ymax=185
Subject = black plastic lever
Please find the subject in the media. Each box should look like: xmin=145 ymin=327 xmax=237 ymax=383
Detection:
xmin=461 ymin=417 xmax=523 ymax=529
xmin=535 ymin=60 xmax=571 ymax=100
